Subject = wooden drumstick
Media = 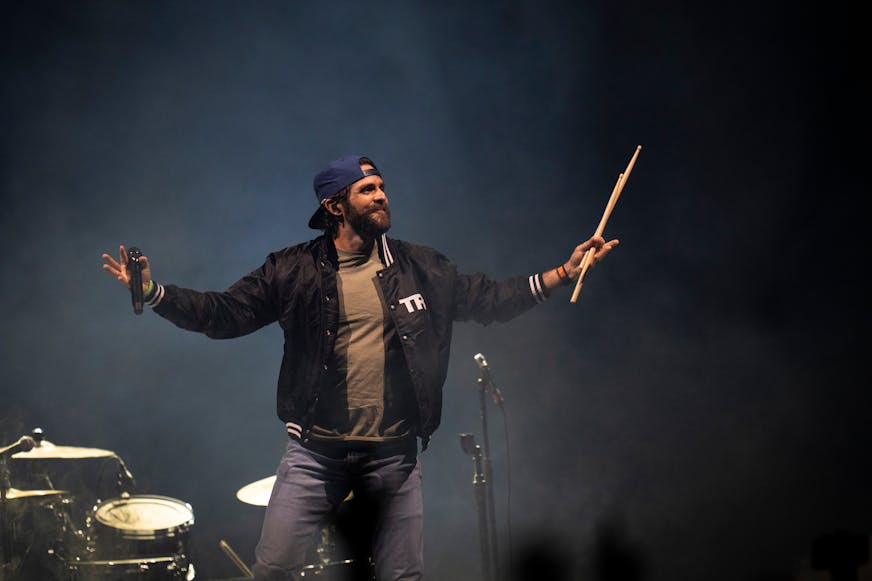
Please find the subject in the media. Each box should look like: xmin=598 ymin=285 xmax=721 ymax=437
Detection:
xmin=578 ymin=173 xmax=622 ymax=270
xmin=220 ymin=539 xmax=254 ymax=578
xmin=570 ymin=145 xmax=642 ymax=303
xmin=569 ymin=173 xmax=622 ymax=303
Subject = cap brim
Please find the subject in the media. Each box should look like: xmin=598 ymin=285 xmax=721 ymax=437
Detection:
xmin=307 ymin=205 xmax=326 ymax=230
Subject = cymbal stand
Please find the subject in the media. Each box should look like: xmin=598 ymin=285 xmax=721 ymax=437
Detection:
xmin=1 ymin=456 xmax=14 ymax=571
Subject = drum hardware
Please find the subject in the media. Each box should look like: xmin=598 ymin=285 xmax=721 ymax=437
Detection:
xmin=299 ymin=524 xmax=374 ymax=580
xmin=9 ymin=427 xmax=126 ymax=527
xmin=65 ymin=555 xmax=194 ymax=580
xmin=1 ymin=451 xmax=72 ymax=579
xmin=6 ymin=428 xmax=132 ymax=575
xmin=9 ymin=428 xmax=114 ymax=462
xmin=4 ymin=428 xmax=197 ymax=580
xmin=2 ymin=434 xmax=37 ymax=569
xmin=316 ymin=524 xmax=338 ymax=565
xmin=10 ymin=441 xmax=116 ymax=461
xmin=64 ymin=493 xmax=197 ymax=580
xmin=219 ymin=540 xmax=252 ymax=579
xmin=1 ymin=487 xmax=68 ymax=501
xmin=297 ymin=558 xmax=360 ymax=578
xmin=235 ymin=475 xmax=276 ymax=507
xmin=236 ymin=475 xmax=356 ymax=508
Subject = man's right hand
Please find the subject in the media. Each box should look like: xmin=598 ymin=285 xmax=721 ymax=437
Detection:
xmin=102 ymin=244 xmax=152 ymax=293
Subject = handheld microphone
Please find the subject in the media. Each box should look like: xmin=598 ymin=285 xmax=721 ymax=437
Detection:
xmin=127 ymin=246 xmax=144 ymax=315
xmin=0 ymin=435 xmax=36 ymax=457
xmin=473 ymin=353 xmax=504 ymax=405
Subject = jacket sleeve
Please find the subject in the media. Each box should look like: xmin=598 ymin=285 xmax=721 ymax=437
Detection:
xmin=151 ymin=254 xmax=282 ymax=339
xmin=453 ymin=270 xmax=546 ymax=324
xmin=416 ymin=246 xmax=547 ymax=325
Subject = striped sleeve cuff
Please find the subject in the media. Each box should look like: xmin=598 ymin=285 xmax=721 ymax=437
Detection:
xmin=144 ymin=282 xmax=165 ymax=308
xmin=286 ymin=422 xmax=302 ymax=439
xmin=528 ymin=273 xmax=547 ymax=303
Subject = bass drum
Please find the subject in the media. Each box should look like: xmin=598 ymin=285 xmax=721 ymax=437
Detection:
xmin=73 ymin=494 xmax=195 ymax=580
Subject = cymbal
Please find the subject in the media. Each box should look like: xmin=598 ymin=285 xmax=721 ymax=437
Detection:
xmin=235 ymin=476 xmax=354 ymax=507
xmin=11 ymin=439 xmax=115 ymax=459
xmin=236 ymin=475 xmax=275 ymax=506
xmin=3 ymin=487 xmax=68 ymax=500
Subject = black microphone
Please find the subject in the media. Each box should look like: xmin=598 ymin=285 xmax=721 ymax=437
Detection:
xmin=0 ymin=435 xmax=36 ymax=457
xmin=474 ymin=353 xmax=504 ymax=406
xmin=127 ymin=246 xmax=144 ymax=315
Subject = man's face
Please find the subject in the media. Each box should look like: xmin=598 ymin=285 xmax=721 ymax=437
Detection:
xmin=341 ymin=164 xmax=391 ymax=237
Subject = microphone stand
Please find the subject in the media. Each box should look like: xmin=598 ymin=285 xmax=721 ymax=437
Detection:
xmin=476 ymin=372 xmax=501 ymax=581
xmin=459 ymin=434 xmax=493 ymax=581
xmin=459 ymin=366 xmax=503 ymax=581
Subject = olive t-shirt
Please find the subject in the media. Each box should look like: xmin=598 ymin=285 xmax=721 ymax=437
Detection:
xmin=310 ymin=243 xmax=416 ymax=441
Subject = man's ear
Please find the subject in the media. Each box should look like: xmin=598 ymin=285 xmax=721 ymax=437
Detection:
xmin=325 ymin=198 xmax=343 ymax=218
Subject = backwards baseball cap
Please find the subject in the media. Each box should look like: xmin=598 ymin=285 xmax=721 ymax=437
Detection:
xmin=308 ymin=155 xmax=380 ymax=229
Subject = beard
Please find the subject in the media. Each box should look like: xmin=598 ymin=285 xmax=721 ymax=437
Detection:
xmin=345 ymin=202 xmax=391 ymax=238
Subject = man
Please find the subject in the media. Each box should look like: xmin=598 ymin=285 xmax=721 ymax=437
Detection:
xmin=101 ymin=155 xmax=618 ymax=580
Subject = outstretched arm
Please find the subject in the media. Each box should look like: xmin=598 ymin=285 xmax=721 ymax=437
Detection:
xmin=540 ymin=235 xmax=619 ymax=292
xmin=101 ymin=244 xmax=279 ymax=338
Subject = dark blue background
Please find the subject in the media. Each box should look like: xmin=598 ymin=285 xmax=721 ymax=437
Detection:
xmin=2 ymin=2 xmax=868 ymax=580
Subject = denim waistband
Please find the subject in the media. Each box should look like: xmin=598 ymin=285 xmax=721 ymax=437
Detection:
xmin=294 ymin=435 xmax=417 ymax=459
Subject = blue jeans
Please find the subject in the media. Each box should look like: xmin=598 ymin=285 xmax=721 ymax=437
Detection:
xmin=252 ymin=437 xmax=424 ymax=581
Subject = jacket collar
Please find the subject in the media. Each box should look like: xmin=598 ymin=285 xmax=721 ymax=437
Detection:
xmin=313 ymin=233 xmax=394 ymax=268
xmin=377 ymin=233 xmax=395 ymax=267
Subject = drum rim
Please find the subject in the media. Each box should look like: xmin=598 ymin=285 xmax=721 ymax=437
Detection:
xmin=93 ymin=493 xmax=194 ymax=538
xmin=300 ymin=558 xmax=357 ymax=569
xmin=70 ymin=555 xmax=178 ymax=566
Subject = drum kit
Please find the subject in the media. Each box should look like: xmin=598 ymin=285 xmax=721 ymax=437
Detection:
xmin=1 ymin=429 xmax=195 ymax=581
xmin=2 ymin=429 xmax=373 ymax=581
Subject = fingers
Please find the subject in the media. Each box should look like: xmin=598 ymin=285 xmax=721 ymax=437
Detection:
xmin=101 ymin=263 xmax=130 ymax=287
xmin=567 ymin=236 xmax=619 ymax=276
xmin=584 ymin=235 xmax=606 ymax=251
xmin=101 ymin=252 xmax=122 ymax=270
xmin=591 ymin=239 xmax=620 ymax=265
xmin=570 ymin=236 xmax=604 ymax=262
xmin=138 ymin=256 xmax=153 ymax=288
xmin=101 ymin=245 xmax=131 ymax=288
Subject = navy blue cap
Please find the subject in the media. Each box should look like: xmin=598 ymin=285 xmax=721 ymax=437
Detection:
xmin=308 ymin=155 xmax=380 ymax=229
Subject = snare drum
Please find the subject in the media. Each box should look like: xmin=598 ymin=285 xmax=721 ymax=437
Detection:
xmin=87 ymin=494 xmax=194 ymax=565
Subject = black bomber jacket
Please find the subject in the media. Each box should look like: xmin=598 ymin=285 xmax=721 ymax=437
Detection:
xmin=148 ymin=234 xmax=549 ymax=449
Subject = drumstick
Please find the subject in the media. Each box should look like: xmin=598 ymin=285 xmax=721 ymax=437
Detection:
xmin=572 ymin=172 xmax=622 ymax=290
xmin=570 ymin=145 xmax=642 ymax=303
xmin=220 ymin=539 xmax=254 ymax=578
xmin=569 ymin=173 xmax=622 ymax=303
